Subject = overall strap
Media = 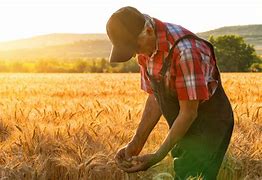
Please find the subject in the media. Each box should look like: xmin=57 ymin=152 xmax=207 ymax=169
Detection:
xmin=160 ymin=34 xmax=221 ymax=81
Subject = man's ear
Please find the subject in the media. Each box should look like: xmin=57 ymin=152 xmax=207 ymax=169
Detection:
xmin=146 ymin=27 xmax=154 ymax=36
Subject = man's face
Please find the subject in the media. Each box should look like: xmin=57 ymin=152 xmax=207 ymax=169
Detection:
xmin=135 ymin=26 xmax=156 ymax=57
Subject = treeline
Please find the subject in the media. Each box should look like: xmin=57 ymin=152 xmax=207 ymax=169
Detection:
xmin=0 ymin=58 xmax=140 ymax=73
xmin=209 ymin=35 xmax=262 ymax=72
xmin=0 ymin=35 xmax=261 ymax=73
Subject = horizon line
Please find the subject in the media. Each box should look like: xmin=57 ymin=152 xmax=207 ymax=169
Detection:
xmin=0 ymin=23 xmax=261 ymax=43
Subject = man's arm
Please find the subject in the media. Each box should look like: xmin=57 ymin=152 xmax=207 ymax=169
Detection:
xmin=154 ymin=100 xmax=199 ymax=160
xmin=119 ymin=100 xmax=199 ymax=173
xmin=125 ymin=94 xmax=162 ymax=158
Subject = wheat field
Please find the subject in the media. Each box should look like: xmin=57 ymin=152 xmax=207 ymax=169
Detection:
xmin=0 ymin=73 xmax=261 ymax=180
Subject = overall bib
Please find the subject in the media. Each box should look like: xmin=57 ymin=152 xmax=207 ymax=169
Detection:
xmin=147 ymin=35 xmax=234 ymax=180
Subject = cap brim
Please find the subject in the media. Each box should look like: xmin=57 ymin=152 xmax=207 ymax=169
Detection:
xmin=109 ymin=44 xmax=136 ymax=63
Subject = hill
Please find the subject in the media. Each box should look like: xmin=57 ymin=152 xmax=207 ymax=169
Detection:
xmin=0 ymin=40 xmax=111 ymax=60
xmin=197 ymin=24 xmax=262 ymax=54
xmin=0 ymin=24 xmax=261 ymax=61
xmin=0 ymin=34 xmax=111 ymax=60
xmin=0 ymin=33 xmax=108 ymax=51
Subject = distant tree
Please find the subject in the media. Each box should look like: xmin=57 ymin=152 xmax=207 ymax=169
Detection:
xmin=209 ymin=35 xmax=259 ymax=72
xmin=90 ymin=60 xmax=99 ymax=73
xmin=11 ymin=61 xmax=29 ymax=72
xmin=100 ymin=58 xmax=109 ymax=72
xmin=75 ymin=60 xmax=88 ymax=73
xmin=0 ymin=61 xmax=8 ymax=72
xmin=250 ymin=62 xmax=262 ymax=72
xmin=122 ymin=58 xmax=140 ymax=73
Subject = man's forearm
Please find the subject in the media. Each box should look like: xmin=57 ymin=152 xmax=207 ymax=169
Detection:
xmin=155 ymin=112 xmax=196 ymax=160
xmin=155 ymin=100 xmax=199 ymax=161
xmin=127 ymin=94 xmax=162 ymax=156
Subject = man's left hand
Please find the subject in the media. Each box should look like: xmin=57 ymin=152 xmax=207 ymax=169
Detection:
xmin=120 ymin=153 xmax=160 ymax=173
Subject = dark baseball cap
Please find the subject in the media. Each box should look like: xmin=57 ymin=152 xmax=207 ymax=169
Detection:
xmin=106 ymin=6 xmax=145 ymax=63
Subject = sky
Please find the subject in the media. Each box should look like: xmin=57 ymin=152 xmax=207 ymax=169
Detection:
xmin=0 ymin=0 xmax=261 ymax=42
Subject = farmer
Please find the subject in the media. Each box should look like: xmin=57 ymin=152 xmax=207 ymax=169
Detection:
xmin=106 ymin=6 xmax=234 ymax=180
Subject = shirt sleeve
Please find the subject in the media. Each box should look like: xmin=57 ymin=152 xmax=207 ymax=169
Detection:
xmin=137 ymin=55 xmax=153 ymax=94
xmin=175 ymin=48 xmax=209 ymax=100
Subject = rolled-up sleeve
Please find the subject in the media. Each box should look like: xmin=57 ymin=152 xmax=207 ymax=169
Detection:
xmin=175 ymin=48 xmax=209 ymax=100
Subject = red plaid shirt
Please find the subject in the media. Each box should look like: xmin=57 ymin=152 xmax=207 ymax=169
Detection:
xmin=138 ymin=17 xmax=218 ymax=100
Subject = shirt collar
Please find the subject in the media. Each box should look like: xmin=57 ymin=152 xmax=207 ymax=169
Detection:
xmin=152 ymin=18 xmax=171 ymax=54
xmin=140 ymin=15 xmax=171 ymax=59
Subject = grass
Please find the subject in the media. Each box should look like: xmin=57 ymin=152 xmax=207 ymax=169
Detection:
xmin=0 ymin=73 xmax=261 ymax=180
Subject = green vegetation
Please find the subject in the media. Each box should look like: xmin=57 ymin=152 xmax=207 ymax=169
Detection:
xmin=0 ymin=58 xmax=140 ymax=73
xmin=0 ymin=25 xmax=261 ymax=62
xmin=197 ymin=24 xmax=262 ymax=55
xmin=1 ymin=35 xmax=261 ymax=73
xmin=0 ymin=25 xmax=262 ymax=73
xmin=209 ymin=35 xmax=261 ymax=72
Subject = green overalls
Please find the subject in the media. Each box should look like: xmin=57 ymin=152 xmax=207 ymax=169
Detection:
xmin=147 ymin=35 xmax=234 ymax=180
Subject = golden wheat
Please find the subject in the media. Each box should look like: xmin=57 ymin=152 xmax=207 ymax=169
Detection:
xmin=0 ymin=73 xmax=261 ymax=180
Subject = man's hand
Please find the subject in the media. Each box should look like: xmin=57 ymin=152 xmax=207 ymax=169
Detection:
xmin=115 ymin=146 xmax=133 ymax=168
xmin=115 ymin=95 xmax=162 ymax=171
xmin=120 ymin=153 xmax=160 ymax=173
